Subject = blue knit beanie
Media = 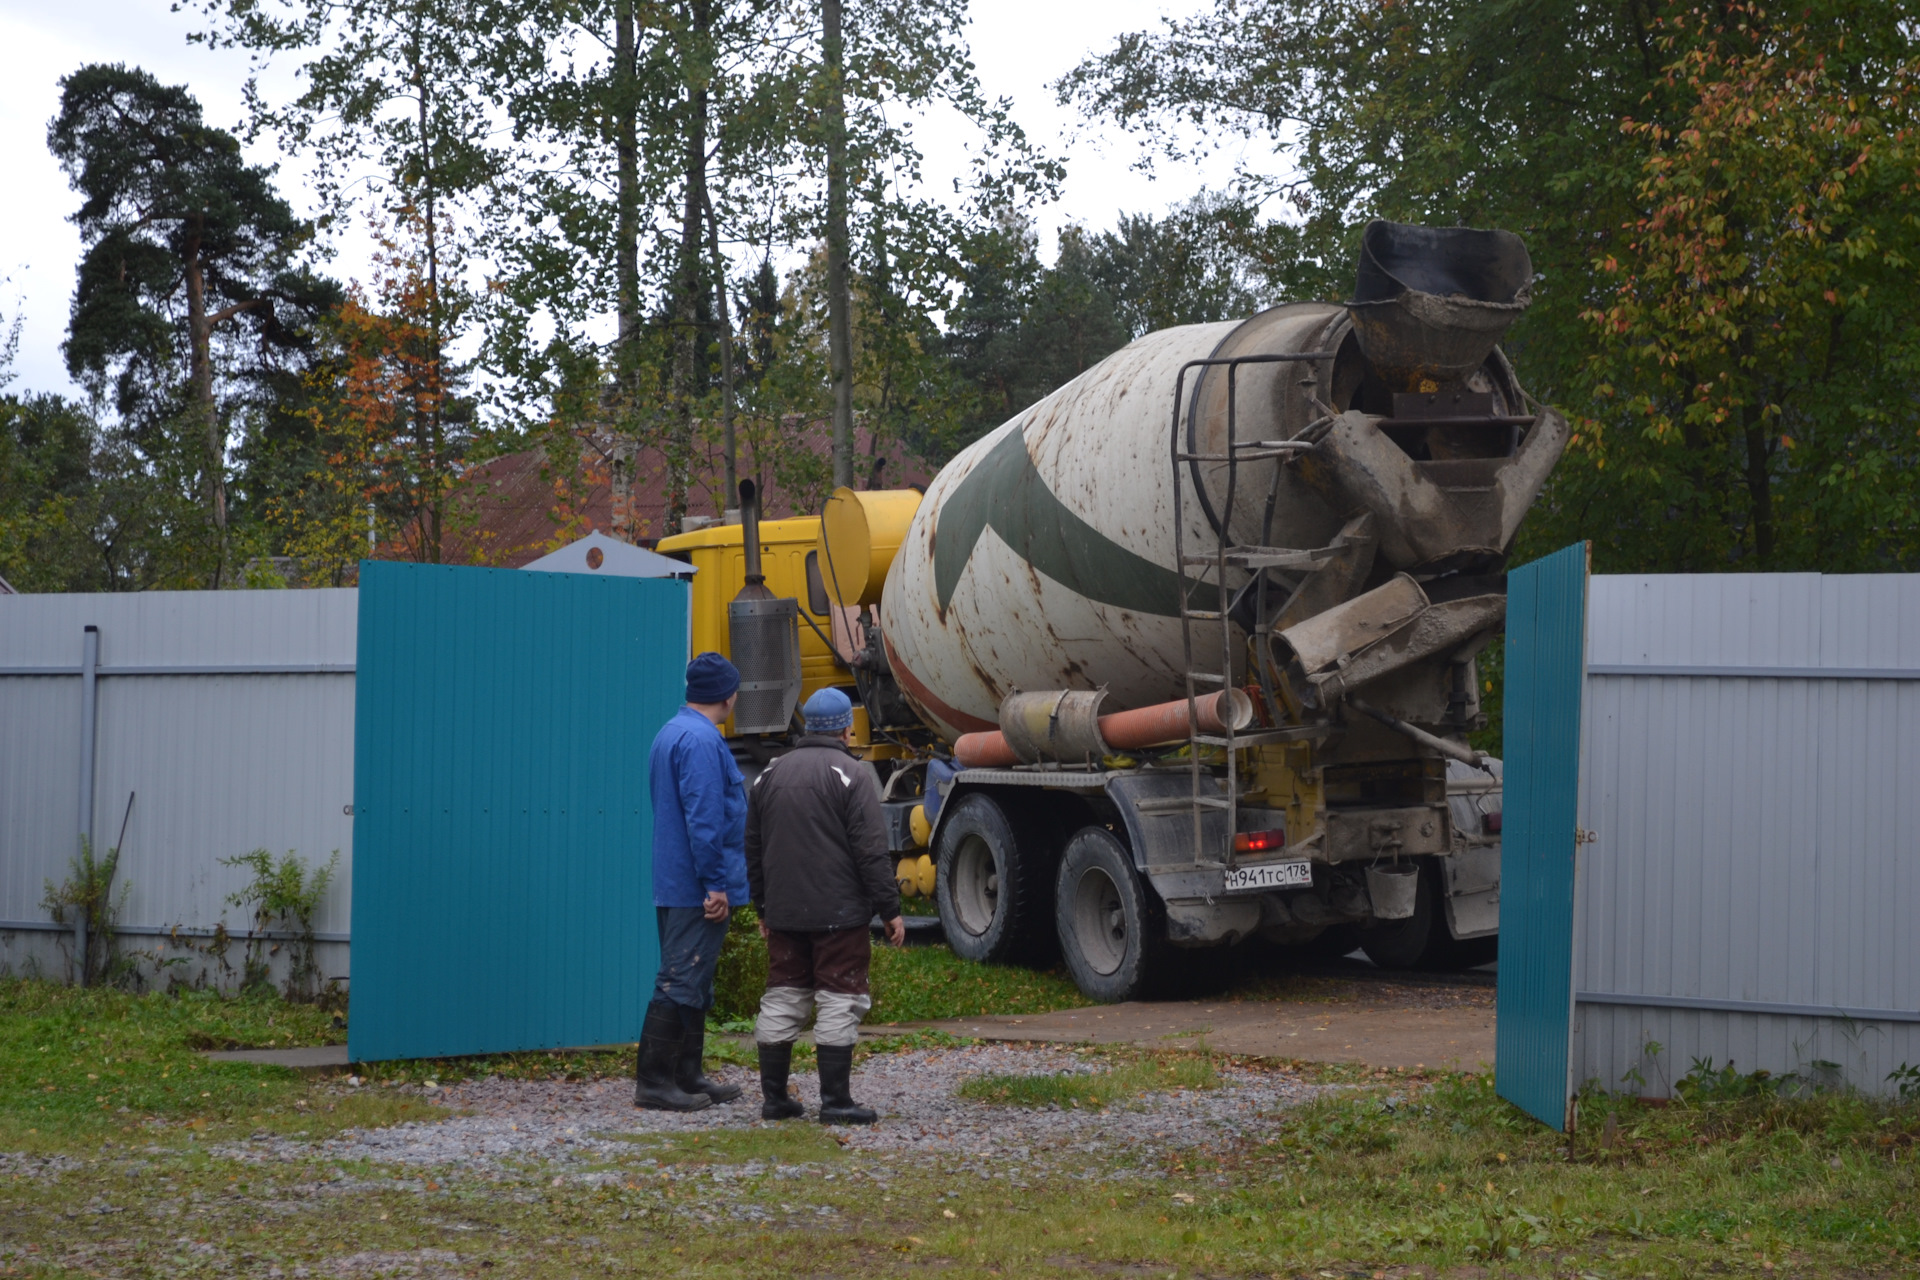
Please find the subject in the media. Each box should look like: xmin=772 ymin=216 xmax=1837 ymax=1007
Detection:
xmin=685 ymin=652 xmax=741 ymax=704
xmin=803 ymin=686 xmax=854 ymax=733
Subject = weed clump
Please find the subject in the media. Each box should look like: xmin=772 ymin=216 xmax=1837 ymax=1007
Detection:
xmin=41 ymin=837 xmax=131 ymax=988
xmin=221 ymin=849 xmax=339 ymax=1002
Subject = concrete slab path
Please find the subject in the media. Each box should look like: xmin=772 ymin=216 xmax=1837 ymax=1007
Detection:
xmin=203 ymin=1044 xmax=350 ymax=1070
xmin=897 ymin=995 xmax=1493 ymax=1071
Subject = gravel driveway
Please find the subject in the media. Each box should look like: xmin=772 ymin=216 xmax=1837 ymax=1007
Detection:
xmin=217 ymin=1045 xmax=1322 ymax=1189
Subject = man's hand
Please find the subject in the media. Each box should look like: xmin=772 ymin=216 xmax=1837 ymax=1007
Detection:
xmin=702 ymin=890 xmax=730 ymax=922
xmin=757 ymin=918 xmax=771 ymax=940
xmin=884 ymin=916 xmax=907 ymax=947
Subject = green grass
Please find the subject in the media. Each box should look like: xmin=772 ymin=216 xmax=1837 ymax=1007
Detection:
xmin=1202 ymin=1070 xmax=1920 ymax=1272
xmin=9 ymin=978 xmax=1919 ymax=1277
xmin=3 ymin=983 xmax=1919 ymax=1279
xmin=0 ymin=977 xmax=436 ymax=1150
xmin=853 ymin=1027 xmax=974 ymax=1055
xmin=0 ymin=977 xmax=980 ymax=1156
xmin=867 ymin=943 xmax=1091 ymax=1022
xmin=957 ymin=1051 xmax=1220 ymax=1109
xmin=607 ymin=1122 xmax=848 ymax=1165
xmin=5 ymin=1054 xmax=1917 ymax=1277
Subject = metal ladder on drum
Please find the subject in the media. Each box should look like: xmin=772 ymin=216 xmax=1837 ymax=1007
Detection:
xmin=1167 ymin=350 xmax=1340 ymax=869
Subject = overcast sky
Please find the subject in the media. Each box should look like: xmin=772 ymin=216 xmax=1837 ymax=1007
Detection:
xmin=0 ymin=0 xmax=1265 ymax=401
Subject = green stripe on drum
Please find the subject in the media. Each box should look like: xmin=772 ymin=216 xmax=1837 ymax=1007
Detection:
xmin=933 ymin=427 xmax=1196 ymax=618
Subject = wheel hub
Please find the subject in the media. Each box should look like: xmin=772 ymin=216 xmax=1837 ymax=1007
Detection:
xmin=950 ymin=834 xmax=1000 ymax=937
xmin=1071 ymin=866 xmax=1128 ymax=976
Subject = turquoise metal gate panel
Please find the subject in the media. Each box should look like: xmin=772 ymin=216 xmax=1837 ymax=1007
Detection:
xmin=349 ymin=562 xmax=689 ymax=1062
xmin=1496 ymin=542 xmax=1589 ymax=1130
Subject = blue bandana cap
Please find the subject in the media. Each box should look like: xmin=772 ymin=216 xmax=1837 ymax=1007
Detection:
xmin=803 ymin=686 xmax=854 ymax=733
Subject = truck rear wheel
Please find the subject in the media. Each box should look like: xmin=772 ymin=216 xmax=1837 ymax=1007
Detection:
xmin=934 ymin=793 xmax=1050 ymax=964
xmin=1054 ymin=827 xmax=1164 ymax=1003
xmin=1442 ymin=934 xmax=1498 ymax=970
xmin=1299 ymin=923 xmax=1362 ymax=961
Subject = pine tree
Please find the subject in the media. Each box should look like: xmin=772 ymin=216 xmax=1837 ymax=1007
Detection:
xmin=50 ymin=63 xmax=337 ymax=585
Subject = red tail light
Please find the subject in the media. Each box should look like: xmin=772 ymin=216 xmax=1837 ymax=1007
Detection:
xmin=1233 ymin=829 xmax=1286 ymax=853
xmin=1485 ymin=812 xmax=1503 ymax=833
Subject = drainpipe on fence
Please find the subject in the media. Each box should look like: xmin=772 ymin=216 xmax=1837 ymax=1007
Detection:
xmin=74 ymin=625 xmax=99 ymax=986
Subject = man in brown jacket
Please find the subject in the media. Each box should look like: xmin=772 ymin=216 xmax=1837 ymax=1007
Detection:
xmin=745 ymin=687 xmax=905 ymax=1124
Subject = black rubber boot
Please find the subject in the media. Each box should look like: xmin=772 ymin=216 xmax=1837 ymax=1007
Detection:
xmin=677 ymin=1015 xmax=742 ymax=1104
xmin=815 ymin=1043 xmax=876 ymax=1125
xmin=633 ymin=1002 xmax=712 ymax=1112
xmin=758 ymin=1042 xmax=806 ymax=1121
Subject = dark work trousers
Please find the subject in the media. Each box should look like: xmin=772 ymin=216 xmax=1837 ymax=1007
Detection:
xmin=755 ymin=926 xmax=871 ymax=1047
xmin=654 ymin=905 xmax=729 ymax=1013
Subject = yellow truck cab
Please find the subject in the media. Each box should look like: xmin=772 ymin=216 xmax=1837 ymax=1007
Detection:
xmin=656 ymin=515 xmax=850 ymax=731
xmin=656 ymin=487 xmax=934 ymax=896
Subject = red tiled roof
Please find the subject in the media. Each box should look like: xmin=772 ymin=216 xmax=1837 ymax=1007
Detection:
xmin=437 ymin=419 xmax=934 ymax=568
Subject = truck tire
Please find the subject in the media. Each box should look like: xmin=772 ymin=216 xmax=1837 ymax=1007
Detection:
xmin=1054 ymin=827 xmax=1165 ymax=1003
xmin=1357 ymin=858 xmax=1444 ymax=970
xmin=1441 ymin=934 xmax=1498 ymax=970
xmin=935 ymin=793 xmax=1050 ymax=965
xmin=1299 ymin=923 xmax=1363 ymax=961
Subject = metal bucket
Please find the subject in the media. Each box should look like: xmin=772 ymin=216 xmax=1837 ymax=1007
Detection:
xmin=1366 ymin=863 xmax=1421 ymax=920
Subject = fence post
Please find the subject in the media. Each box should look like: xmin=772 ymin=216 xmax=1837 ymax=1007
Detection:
xmin=74 ymin=624 xmax=99 ymax=986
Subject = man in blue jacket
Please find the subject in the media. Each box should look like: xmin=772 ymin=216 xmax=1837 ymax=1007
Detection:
xmin=637 ymin=651 xmax=751 ymax=1111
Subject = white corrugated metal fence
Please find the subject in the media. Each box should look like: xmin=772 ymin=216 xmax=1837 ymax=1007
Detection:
xmin=1576 ymin=573 xmax=1920 ymax=1098
xmin=0 ymin=590 xmax=356 ymax=984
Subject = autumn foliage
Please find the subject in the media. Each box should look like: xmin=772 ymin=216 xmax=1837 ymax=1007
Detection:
xmin=1579 ymin=5 xmax=1920 ymax=569
xmin=271 ymin=211 xmax=471 ymax=581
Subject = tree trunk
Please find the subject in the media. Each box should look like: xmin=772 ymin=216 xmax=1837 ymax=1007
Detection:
xmin=668 ymin=0 xmax=712 ymax=533
xmin=823 ymin=0 xmax=854 ymax=491
xmin=417 ymin=49 xmax=445 ymax=565
xmin=182 ymin=226 xmax=227 ymax=586
xmin=610 ymin=0 xmax=642 ymax=543
xmin=614 ymin=0 xmax=640 ymax=387
xmin=1742 ymin=403 xmax=1775 ymax=566
xmin=706 ymin=193 xmax=738 ymax=508
xmin=867 ymin=196 xmax=896 ymax=443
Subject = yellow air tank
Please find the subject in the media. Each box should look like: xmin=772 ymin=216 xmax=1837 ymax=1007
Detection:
xmin=816 ymin=487 xmax=922 ymax=608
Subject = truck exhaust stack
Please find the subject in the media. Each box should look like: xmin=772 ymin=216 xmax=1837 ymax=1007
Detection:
xmin=726 ymin=479 xmax=804 ymax=734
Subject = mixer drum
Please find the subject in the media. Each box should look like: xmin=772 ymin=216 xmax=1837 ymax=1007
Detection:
xmin=880 ymin=291 xmax=1566 ymax=741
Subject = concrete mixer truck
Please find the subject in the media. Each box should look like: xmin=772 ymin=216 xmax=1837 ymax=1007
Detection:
xmin=655 ymin=221 xmax=1566 ymax=1000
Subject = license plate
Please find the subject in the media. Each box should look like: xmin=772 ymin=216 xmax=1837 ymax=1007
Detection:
xmin=1222 ymin=860 xmax=1313 ymax=893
